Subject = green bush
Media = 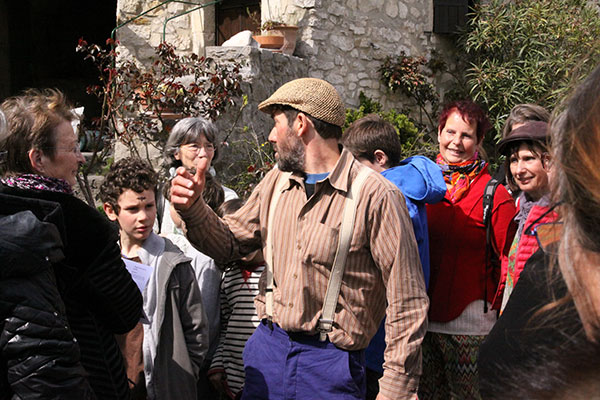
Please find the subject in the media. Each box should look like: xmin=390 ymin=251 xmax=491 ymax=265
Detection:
xmin=463 ymin=0 xmax=600 ymax=145
xmin=344 ymin=92 xmax=437 ymax=160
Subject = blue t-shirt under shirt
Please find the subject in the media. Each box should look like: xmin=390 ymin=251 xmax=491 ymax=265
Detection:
xmin=304 ymin=172 xmax=330 ymax=198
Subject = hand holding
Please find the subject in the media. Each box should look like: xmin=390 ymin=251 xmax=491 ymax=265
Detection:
xmin=170 ymin=157 xmax=209 ymax=211
xmin=208 ymin=371 xmax=227 ymax=394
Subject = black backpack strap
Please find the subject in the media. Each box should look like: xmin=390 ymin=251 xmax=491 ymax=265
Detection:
xmin=155 ymin=182 xmax=166 ymax=234
xmin=482 ymin=177 xmax=500 ymax=313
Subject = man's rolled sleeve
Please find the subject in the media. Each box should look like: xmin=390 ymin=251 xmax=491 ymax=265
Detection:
xmin=379 ymin=371 xmax=419 ymax=400
xmin=178 ymin=197 xmax=237 ymax=264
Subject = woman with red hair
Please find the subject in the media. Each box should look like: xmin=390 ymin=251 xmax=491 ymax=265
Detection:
xmin=419 ymin=101 xmax=517 ymax=399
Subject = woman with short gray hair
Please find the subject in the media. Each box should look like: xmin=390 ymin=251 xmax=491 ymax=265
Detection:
xmin=159 ymin=116 xmax=237 ymax=400
xmin=159 ymin=117 xmax=237 ymax=234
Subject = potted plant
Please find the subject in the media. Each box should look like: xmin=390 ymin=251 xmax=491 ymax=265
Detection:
xmin=262 ymin=20 xmax=298 ymax=55
xmin=244 ymin=10 xmax=283 ymax=52
xmin=252 ymin=33 xmax=284 ymax=50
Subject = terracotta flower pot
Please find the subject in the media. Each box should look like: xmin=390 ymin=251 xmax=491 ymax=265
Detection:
xmin=253 ymin=35 xmax=284 ymax=50
xmin=268 ymin=26 xmax=298 ymax=55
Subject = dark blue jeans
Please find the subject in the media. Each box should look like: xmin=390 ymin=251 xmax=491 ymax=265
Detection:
xmin=241 ymin=320 xmax=366 ymax=400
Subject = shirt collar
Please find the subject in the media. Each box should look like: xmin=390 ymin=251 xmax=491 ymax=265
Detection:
xmin=282 ymin=148 xmax=354 ymax=193
xmin=327 ymin=148 xmax=353 ymax=192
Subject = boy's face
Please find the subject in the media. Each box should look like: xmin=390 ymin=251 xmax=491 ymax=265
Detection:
xmin=104 ymin=188 xmax=156 ymax=246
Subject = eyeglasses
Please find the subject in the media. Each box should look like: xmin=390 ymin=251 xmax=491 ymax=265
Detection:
xmin=181 ymin=142 xmax=215 ymax=154
xmin=43 ymin=143 xmax=83 ymax=155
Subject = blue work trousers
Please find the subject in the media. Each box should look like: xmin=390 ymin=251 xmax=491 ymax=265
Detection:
xmin=241 ymin=320 xmax=366 ymax=400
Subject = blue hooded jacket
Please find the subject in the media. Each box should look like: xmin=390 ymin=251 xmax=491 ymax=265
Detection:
xmin=366 ymin=155 xmax=446 ymax=373
xmin=381 ymin=155 xmax=446 ymax=287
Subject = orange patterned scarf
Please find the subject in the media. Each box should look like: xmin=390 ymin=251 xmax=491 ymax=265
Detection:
xmin=436 ymin=153 xmax=486 ymax=203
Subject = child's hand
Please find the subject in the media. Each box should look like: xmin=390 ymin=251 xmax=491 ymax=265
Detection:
xmin=208 ymin=371 xmax=227 ymax=395
xmin=170 ymin=157 xmax=209 ymax=211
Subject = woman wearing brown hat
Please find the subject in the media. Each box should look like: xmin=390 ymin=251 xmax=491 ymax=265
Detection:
xmin=493 ymin=121 xmax=557 ymax=312
xmin=479 ymin=63 xmax=600 ymax=400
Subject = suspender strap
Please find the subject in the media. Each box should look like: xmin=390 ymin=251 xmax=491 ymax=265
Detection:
xmin=318 ymin=167 xmax=371 ymax=341
xmin=265 ymin=171 xmax=291 ymax=320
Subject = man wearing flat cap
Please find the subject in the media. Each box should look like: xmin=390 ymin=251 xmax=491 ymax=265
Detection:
xmin=171 ymin=78 xmax=428 ymax=400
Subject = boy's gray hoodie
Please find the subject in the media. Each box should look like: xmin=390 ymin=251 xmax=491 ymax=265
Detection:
xmin=138 ymin=232 xmax=208 ymax=400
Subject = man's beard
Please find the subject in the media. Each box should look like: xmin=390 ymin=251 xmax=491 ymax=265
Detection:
xmin=275 ymin=129 xmax=305 ymax=173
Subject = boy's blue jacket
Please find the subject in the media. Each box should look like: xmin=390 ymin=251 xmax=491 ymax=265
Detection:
xmin=381 ymin=155 xmax=446 ymax=286
xmin=367 ymin=155 xmax=446 ymax=373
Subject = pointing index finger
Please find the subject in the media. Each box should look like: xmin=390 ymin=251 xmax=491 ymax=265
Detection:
xmin=194 ymin=157 xmax=209 ymax=183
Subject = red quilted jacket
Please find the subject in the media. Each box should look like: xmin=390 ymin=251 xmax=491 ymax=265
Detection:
xmin=493 ymin=203 xmax=559 ymax=308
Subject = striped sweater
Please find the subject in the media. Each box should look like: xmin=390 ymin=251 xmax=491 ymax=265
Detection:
xmin=209 ymin=263 xmax=264 ymax=397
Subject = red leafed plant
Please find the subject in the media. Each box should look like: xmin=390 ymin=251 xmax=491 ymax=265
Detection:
xmin=75 ymin=38 xmax=242 ymax=205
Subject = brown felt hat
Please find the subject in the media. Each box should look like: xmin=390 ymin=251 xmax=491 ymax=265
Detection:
xmin=258 ymin=78 xmax=346 ymax=127
xmin=497 ymin=120 xmax=550 ymax=156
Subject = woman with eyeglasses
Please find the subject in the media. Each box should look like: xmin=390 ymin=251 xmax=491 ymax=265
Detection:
xmin=493 ymin=121 xmax=557 ymax=312
xmin=479 ymin=64 xmax=600 ymax=399
xmin=160 ymin=117 xmax=238 ymax=400
xmin=0 ymin=89 xmax=143 ymax=399
xmin=159 ymin=117 xmax=238 ymax=234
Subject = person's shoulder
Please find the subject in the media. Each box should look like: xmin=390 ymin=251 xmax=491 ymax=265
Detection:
xmin=161 ymin=236 xmax=192 ymax=265
xmin=222 ymin=185 xmax=239 ymax=201
xmin=158 ymin=236 xmax=197 ymax=283
xmin=492 ymin=181 xmax=516 ymax=209
xmin=353 ymin=161 xmax=397 ymax=193
xmin=46 ymin=192 xmax=118 ymax=240
xmin=356 ymin=165 xmax=405 ymax=210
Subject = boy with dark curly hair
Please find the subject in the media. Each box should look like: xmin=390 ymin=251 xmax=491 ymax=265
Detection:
xmin=100 ymin=157 xmax=208 ymax=400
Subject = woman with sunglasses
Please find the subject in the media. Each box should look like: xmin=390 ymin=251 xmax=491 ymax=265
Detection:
xmin=493 ymin=121 xmax=557 ymax=311
xmin=479 ymin=64 xmax=600 ymax=398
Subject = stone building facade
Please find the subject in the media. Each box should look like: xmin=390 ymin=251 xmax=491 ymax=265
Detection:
xmin=114 ymin=0 xmax=459 ymax=185
xmin=116 ymin=0 xmax=456 ymax=109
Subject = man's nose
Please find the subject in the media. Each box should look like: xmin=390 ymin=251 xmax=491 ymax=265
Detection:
xmin=268 ymin=127 xmax=277 ymax=143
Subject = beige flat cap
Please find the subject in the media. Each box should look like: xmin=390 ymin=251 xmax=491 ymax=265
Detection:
xmin=258 ymin=78 xmax=345 ymax=127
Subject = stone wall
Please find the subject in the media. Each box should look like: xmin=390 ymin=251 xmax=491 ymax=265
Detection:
xmin=112 ymin=0 xmax=457 ymax=188
xmin=116 ymin=0 xmax=213 ymax=64
xmin=264 ymin=0 xmax=456 ymax=109
xmin=115 ymin=0 xmax=456 ymax=109
xmin=206 ymin=46 xmax=309 ymax=184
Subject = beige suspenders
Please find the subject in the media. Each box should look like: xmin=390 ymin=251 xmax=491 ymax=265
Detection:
xmin=264 ymin=167 xmax=372 ymax=342
xmin=265 ymin=170 xmax=291 ymax=319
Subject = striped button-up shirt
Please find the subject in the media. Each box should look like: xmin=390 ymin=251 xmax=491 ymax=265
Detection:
xmin=180 ymin=149 xmax=428 ymax=399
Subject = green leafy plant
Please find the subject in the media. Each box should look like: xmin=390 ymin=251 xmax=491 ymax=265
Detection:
xmin=345 ymin=92 xmax=437 ymax=160
xmin=379 ymin=52 xmax=448 ymax=138
xmin=75 ymin=38 xmax=242 ymax=206
xmin=463 ymin=0 xmax=600 ymax=145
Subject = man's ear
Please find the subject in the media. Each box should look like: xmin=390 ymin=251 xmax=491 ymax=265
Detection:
xmin=103 ymin=202 xmax=119 ymax=222
xmin=173 ymin=149 xmax=181 ymax=161
xmin=28 ymin=149 xmax=45 ymax=175
xmin=373 ymin=149 xmax=389 ymax=169
xmin=295 ymin=112 xmax=312 ymax=137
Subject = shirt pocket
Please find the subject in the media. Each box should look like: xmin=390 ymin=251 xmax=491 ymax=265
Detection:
xmin=303 ymin=222 xmax=339 ymax=269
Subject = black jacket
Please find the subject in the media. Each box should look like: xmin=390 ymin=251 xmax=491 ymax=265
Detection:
xmin=0 ymin=186 xmax=143 ymax=400
xmin=0 ymin=193 xmax=96 ymax=399
xmin=479 ymin=248 xmax=600 ymax=399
